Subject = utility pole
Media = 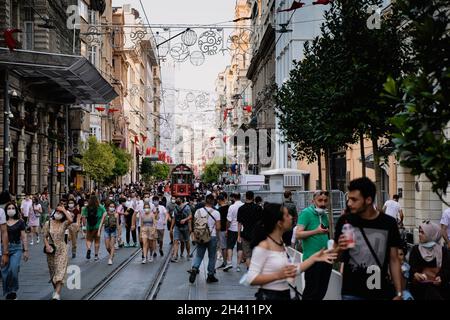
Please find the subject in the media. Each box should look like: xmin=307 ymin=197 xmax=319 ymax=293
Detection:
xmin=3 ymin=69 xmax=10 ymax=191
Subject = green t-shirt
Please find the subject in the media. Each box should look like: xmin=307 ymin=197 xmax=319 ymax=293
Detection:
xmin=82 ymin=205 xmax=106 ymax=231
xmin=297 ymin=205 xmax=329 ymax=260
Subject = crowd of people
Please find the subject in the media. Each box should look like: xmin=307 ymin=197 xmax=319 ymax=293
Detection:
xmin=0 ymin=177 xmax=449 ymax=300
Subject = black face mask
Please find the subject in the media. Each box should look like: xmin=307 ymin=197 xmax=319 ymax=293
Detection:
xmin=120 ymin=198 xmax=126 ymax=202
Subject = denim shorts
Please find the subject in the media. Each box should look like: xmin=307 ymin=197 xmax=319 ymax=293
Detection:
xmin=104 ymin=228 xmax=117 ymax=239
xmin=174 ymin=226 xmax=190 ymax=242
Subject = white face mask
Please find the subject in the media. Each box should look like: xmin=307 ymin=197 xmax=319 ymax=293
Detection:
xmin=315 ymin=207 xmax=326 ymax=214
xmin=68 ymin=204 xmax=74 ymax=209
xmin=109 ymin=207 xmax=115 ymax=212
xmin=109 ymin=197 xmax=113 ymax=200
xmin=7 ymin=209 xmax=16 ymax=217
xmin=54 ymin=213 xmax=63 ymax=220
xmin=171 ymin=199 xmax=175 ymax=204
xmin=144 ymin=208 xmax=151 ymax=213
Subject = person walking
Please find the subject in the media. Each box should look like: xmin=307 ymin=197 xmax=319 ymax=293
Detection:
xmin=189 ymin=194 xmax=221 ymax=284
xmin=440 ymin=207 xmax=450 ymax=251
xmin=383 ymin=194 xmax=404 ymax=226
xmin=139 ymin=202 xmax=158 ymax=263
xmin=28 ymin=196 xmax=42 ymax=245
xmin=154 ymin=196 xmax=169 ymax=257
xmin=244 ymin=203 xmax=336 ymax=300
xmin=1 ymin=202 xmax=29 ymax=300
xmin=295 ymin=190 xmax=332 ymax=300
xmin=171 ymin=198 xmax=192 ymax=262
xmin=43 ymin=203 xmax=73 ymax=300
xmin=237 ymin=191 xmax=263 ymax=270
xmin=81 ymin=195 xmax=106 ymax=261
xmin=98 ymin=201 xmax=118 ymax=265
xmin=224 ymin=193 xmax=244 ymax=272
xmin=20 ymin=194 xmax=32 ymax=229
xmin=0 ymin=200 xmax=9 ymax=269
xmin=39 ymin=192 xmax=50 ymax=229
xmin=217 ymin=194 xmax=230 ymax=269
xmin=335 ymin=177 xmax=403 ymax=300
xmin=67 ymin=198 xmax=81 ymax=259
xmin=166 ymin=197 xmax=176 ymax=245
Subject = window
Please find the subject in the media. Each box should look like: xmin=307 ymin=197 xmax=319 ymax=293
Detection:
xmin=79 ymin=0 xmax=89 ymax=22
xmin=88 ymin=9 xmax=97 ymax=25
xmin=23 ymin=21 xmax=34 ymax=50
xmin=88 ymin=46 xmax=97 ymax=65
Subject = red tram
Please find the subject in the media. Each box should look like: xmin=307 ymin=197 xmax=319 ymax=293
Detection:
xmin=171 ymin=164 xmax=194 ymax=197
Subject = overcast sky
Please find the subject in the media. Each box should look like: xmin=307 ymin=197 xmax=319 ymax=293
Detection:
xmin=112 ymin=0 xmax=236 ymax=93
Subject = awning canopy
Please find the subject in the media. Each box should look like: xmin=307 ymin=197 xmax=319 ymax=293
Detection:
xmin=0 ymin=48 xmax=118 ymax=104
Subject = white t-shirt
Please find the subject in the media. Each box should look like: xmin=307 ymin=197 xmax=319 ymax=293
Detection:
xmin=227 ymin=200 xmax=243 ymax=232
xmin=21 ymin=199 xmax=33 ymax=217
xmin=135 ymin=200 xmax=144 ymax=213
xmin=440 ymin=208 xmax=450 ymax=239
xmin=247 ymin=246 xmax=299 ymax=291
xmin=384 ymin=200 xmax=401 ymax=220
xmin=156 ymin=205 xmax=168 ymax=230
xmin=195 ymin=207 xmax=220 ymax=237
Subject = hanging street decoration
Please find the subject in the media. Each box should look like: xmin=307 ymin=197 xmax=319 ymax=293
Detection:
xmin=198 ymin=30 xmax=223 ymax=56
xmin=181 ymin=29 xmax=198 ymax=46
xmin=190 ymin=51 xmax=206 ymax=66
xmin=170 ymin=43 xmax=190 ymax=62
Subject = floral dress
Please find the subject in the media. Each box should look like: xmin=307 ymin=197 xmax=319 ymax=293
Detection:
xmin=43 ymin=220 xmax=69 ymax=284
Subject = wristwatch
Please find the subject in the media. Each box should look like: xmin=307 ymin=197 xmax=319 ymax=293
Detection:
xmin=396 ymin=291 xmax=403 ymax=297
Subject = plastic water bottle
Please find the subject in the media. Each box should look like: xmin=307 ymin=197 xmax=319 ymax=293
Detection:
xmin=342 ymin=223 xmax=355 ymax=248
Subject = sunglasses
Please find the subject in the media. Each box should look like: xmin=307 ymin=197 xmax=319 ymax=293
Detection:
xmin=422 ymin=220 xmax=430 ymax=224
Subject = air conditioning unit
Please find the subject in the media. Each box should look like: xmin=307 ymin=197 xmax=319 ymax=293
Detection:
xmin=284 ymin=175 xmax=303 ymax=187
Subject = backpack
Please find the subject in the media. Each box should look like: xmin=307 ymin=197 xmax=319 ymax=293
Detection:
xmin=193 ymin=208 xmax=216 ymax=244
xmin=174 ymin=205 xmax=188 ymax=229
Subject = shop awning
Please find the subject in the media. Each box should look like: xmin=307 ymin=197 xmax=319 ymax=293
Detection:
xmin=0 ymin=48 xmax=117 ymax=104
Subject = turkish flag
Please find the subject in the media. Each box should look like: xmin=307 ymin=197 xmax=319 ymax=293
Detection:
xmin=313 ymin=0 xmax=332 ymax=5
xmin=146 ymin=147 xmax=151 ymax=156
xmin=4 ymin=28 xmax=22 ymax=51
xmin=134 ymin=136 xmax=139 ymax=144
xmin=277 ymin=1 xmax=305 ymax=12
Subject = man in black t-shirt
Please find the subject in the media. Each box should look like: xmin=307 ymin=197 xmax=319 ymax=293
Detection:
xmin=237 ymin=191 xmax=262 ymax=269
xmin=217 ymin=194 xmax=229 ymax=269
xmin=334 ymin=177 xmax=403 ymax=300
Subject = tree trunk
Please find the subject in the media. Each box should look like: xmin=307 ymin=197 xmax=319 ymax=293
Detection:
xmin=325 ymin=148 xmax=334 ymax=240
xmin=317 ymin=150 xmax=322 ymax=190
xmin=371 ymin=137 xmax=383 ymax=210
xmin=360 ymin=133 xmax=366 ymax=177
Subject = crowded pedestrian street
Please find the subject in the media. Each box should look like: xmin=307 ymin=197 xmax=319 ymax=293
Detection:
xmin=0 ymin=0 xmax=449 ymax=304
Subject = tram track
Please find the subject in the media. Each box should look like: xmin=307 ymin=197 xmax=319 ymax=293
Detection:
xmin=82 ymin=245 xmax=173 ymax=300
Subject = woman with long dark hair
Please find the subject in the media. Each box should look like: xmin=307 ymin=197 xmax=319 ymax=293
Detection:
xmin=1 ymin=202 xmax=28 ymax=300
xmin=245 ymin=203 xmax=336 ymax=300
xmin=81 ymin=195 xmax=106 ymax=261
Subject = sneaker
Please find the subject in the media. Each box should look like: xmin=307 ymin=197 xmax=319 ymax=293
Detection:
xmin=36 ymin=237 xmax=40 ymax=244
xmin=148 ymin=256 xmax=153 ymax=262
xmin=153 ymin=252 xmax=157 ymax=258
xmin=52 ymin=292 xmax=61 ymax=300
xmin=159 ymin=249 xmax=164 ymax=256
xmin=6 ymin=292 xmax=17 ymax=300
xmin=124 ymin=243 xmax=129 ymax=248
xmin=72 ymin=253 xmax=76 ymax=259
xmin=141 ymin=258 xmax=146 ymax=264
xmin=223 ymin=263 xmax=233 ymax=272
xmin=236 ymin=266 xmax=241 ymax=272
xmin=86 ymin=249 xmax=91 ymax=260
xmin=189 ymin=268 xmax=198 ymax=283
xmin=30 ymin=241 xmax=34 ymax=245
xmin=171 ymin=257 xmax=178 ymax=263
xmin=134 ymin=243 xmax=139 ymax=248
xmin=114 ymin=243 xmax=119 ymax=249
xmin=108 ymin=258 xmax=113 ymax=265
xmin=94 ymin=255 xmax=99 ymax=261
xmin=206 ymin=275 xmax=219 ymax=283
xmin=217 ymin=262 xmax=227 ymax=269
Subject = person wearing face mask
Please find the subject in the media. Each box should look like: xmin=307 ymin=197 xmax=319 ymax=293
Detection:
xmin=67 ymin=199 xmax=81 ymax=258
xmin=153 ymin=196 xmax=169 ymax=257
xmin=1 ymin=202 xmax=29 ymax=300
xmin=43 ymin=203 xmax=73 ymax=300
xmin=0 ymin=193 xmax=10 ymax=270
xmin=39 ymin=192 xmax=50 ymax=229
xmin=98 ymin=201 xmax=118 ymax=265
xmin=28 ymin=196 xmax=42 ymax=245
xmin=139 ymin=202 xmax=158 ymax=263
xmin=166 ymin=197 xmax=176 ymax=245
xmin=295 ymin=190 xmax=331 ymax=300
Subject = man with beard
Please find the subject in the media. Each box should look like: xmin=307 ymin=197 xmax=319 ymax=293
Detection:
xmin=295 ymin=190 xmax=331 ymax=300
xmin=334 ymin=177 xmax=403 ymax=300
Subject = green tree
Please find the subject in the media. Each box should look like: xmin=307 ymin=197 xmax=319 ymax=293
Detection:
xmin=383 ymin=0 xmax=450 ymax=205
xmin=140 ymin=158 xmax=154 ymax=184
xmin=276 ymin=0 xmax=405 ymax=203
xmin=201 ymin=158 xmax=226 ymax=184
xmin=105 ymin=144 xmax=131 ymax=184
xmin=79 ymin=136 xmax=115 ymax=185
xmin=152 ymin=163 xmax=170 ymax=181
